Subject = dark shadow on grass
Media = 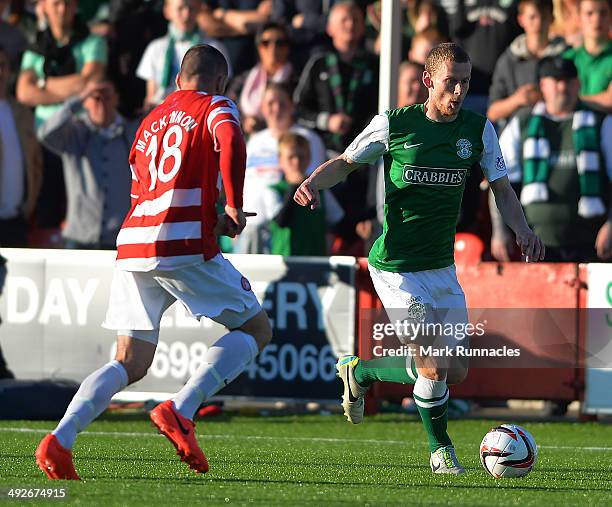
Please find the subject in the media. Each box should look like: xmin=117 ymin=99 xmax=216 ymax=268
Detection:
xmin=86 ymin=456 xmax=433 ymax=471
xmin=99 ymin=412 xmax=236 ymax=424
xmin=89 ymin=475 xmax=612 ymax=493
xmin=0 ymin=452 xmax=177 ymax=464
xmin=76 ymin=456 xmax=178 ymax=464
xmin=218 ymin=459 xmax=430 ymax=470
xmin=7 ymin=450 xmax=611 ymax=488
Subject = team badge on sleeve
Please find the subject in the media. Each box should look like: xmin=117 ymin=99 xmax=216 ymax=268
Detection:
xmin=241 ymin=276 xmax=251 ymax=291
xmin=496 ymin=156 xmax=506 ymax=172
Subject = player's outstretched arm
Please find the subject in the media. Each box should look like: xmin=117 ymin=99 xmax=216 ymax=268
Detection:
xmin=294 ymin=154 xmax=362 ymax=210
xmin=490 ymin=176 xmax=546 ymax=262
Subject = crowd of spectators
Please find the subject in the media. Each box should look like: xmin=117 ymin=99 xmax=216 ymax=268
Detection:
xmin=0 ymin=0 xmax=609 ymax=262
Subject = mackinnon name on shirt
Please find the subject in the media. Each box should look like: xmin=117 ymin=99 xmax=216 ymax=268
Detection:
xmin=135 ymin=110 xmax=199 ymax=153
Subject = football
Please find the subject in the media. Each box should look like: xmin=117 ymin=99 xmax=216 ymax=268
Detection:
xmin=480 ymin=424 xmax=538 ymax=478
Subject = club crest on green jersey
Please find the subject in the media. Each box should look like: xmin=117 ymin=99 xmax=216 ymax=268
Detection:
xmin=456 ymin=139 xmax=472 ymax=159
xmin=406 ymin=296 xmax=427 ymax=322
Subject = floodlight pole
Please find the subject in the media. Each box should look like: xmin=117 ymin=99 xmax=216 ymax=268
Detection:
xmin=378 ymin=0 xmax=402 ymax=113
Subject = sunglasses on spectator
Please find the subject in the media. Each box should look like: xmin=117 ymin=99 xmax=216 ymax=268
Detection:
xmin=259 ymin=39 xmax=289 ymax=48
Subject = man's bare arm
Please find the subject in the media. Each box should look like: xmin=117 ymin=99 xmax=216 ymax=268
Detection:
xmin=143 ymin=80 xmax=158 ymax=110
xmin=595 ymin=183 xmax=612 ymax=259
xmin=294 ymin=154 xmax=364 ymax=209
xmin=44 ymin=62 xmax=105 ymax=99
xmin=16 ymin=70 xmax=63 ymax=106
xmin=487 ymin=84 xmax=539 ymax=123
xmin=488 ymin=188 xmax=515 ymax=261
xmin=579 ymin=83 xmax=612 ymax=114
xmin=18 ymin=62 xmax=106 ymax=106
xmin=197 ymin=8 xmax=242 ymax=37
xmin=490 ymin=176 xmax=546 ymax=262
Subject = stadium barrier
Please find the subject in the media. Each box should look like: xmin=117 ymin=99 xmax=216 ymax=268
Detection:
xmin=358 ymin=259 xmax=579 ymax=409
xmin=582 ymin=263 xmax=612 ymax=414
xmin=0 ymin=249 xmax=355 ymax=402
xmin=357 ymin=258 xmax=612 ymax=415
xmin=0 ymin=248 xmax=609 ymax=413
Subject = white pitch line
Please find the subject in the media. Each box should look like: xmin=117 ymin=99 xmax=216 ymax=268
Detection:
xmin=4 ymin=427 xmax=409 ymax=445
xmin=1 ymin=427 xmax=611 ymax=452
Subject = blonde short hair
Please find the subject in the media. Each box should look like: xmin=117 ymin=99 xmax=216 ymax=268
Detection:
xmin=424 ymin=43 xmax=470 ymax=77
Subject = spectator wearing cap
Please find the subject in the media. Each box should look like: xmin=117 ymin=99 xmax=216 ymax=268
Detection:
xmin=490 ymin=56 xmax=612 ymax=262
xmin=137 ymin=0 xmax=231 ymax=110
xmin=37 ymin=79 xmax=138 ymax=249
xmin=227 ymin=21 xmax=296 ymax=134
xmin=563 ymin=0 xmax=612 ymax=113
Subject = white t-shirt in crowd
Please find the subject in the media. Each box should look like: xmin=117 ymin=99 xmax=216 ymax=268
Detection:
xmin=243 ymin=125 xmax=327 ymax=227
xmin=137 ymin=34 xmax=231 ymax=105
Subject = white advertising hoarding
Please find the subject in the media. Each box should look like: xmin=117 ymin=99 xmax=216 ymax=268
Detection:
xmin=0 ymin=249 xmax=355 ymax=401
xmin=584 ymin=263 xmax=612 ymax=414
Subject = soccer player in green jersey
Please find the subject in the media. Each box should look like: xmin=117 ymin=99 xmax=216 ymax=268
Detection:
xmin=294 ymin=43 xmax=545 ymax=475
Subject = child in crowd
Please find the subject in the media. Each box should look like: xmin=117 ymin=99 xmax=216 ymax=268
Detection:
xmin=268 ymin=133 xmax=344 ymax=256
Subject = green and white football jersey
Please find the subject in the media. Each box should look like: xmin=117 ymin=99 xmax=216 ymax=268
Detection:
xmin=344 ymin=104 xmax=507 ymax=273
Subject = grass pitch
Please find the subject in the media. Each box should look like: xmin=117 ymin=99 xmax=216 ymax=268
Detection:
xmin=1 ymin=413 xmax=611 ymax=506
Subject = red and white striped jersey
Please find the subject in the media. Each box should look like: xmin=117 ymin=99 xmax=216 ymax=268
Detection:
xmin=115 ymin=90 xmax=243 ymax=271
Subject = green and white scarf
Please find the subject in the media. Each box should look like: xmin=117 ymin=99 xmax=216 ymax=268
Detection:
xmin=521 ymin=102 xmax=606 ymax=218
xmin=160 ymin=24 xmax=201 ymax=90
xmin=325 ymin=51 xmax=368 ymax=147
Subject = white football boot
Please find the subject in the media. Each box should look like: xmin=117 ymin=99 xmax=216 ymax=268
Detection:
xmin=430 ymin=445 xmax=466 ymax=475
xmin=336 ymin=355 xmax=368 ymax=424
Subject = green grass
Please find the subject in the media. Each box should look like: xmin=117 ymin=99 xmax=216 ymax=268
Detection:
xmin=1 ymin=414 xmax=611 ymax=506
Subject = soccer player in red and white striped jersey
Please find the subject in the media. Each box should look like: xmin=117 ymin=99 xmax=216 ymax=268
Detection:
xmin=35 ymin=45 xmax=272 ymax=480
xmin=116 ymin=66 xmax=244 ymax=270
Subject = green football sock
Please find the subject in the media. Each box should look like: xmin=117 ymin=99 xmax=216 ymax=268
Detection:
xmin=353 ymin=356 xmax=417 ymax=387
xmin=413 ymin=376 xmax=452 ymax=452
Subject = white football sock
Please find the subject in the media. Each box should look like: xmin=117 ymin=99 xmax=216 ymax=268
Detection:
xmin=413 ymin=375 xmax=449 ymax=409
xmin=172 ymin=330 xmax=259 ymax=420
xmin=52 ymin=360 xmax=128 ymax=450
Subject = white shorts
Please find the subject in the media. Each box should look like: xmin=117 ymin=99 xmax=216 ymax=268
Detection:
xmin=368 ymin=263 xmax=468 ymax=346
xmin=103 ymin=254 xmax=262 ymax=344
